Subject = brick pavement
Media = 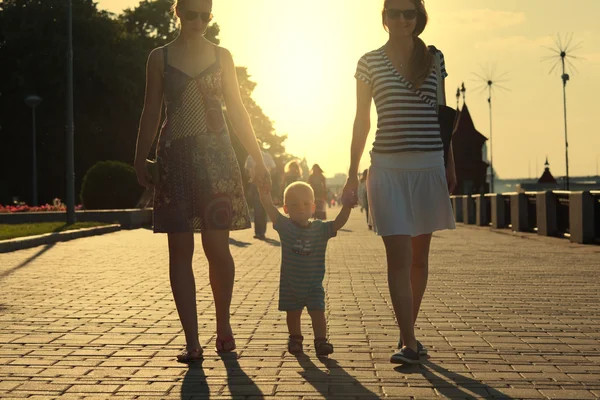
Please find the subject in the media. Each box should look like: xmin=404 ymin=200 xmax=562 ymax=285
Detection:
xmin=1 ymin=207 xmax=599 ymax=399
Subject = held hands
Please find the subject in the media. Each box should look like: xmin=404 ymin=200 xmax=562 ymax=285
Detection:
xmin=341 ymin=175 xmax=359 ymax=208
xmin=253 ymin=164 xmax=272 ymax=194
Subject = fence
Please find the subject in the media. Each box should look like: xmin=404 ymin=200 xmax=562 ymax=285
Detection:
xmin=451 ymin=191 xmax=599 ymax=245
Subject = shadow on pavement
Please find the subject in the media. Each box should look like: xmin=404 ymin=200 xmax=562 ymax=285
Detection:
xmin=180 ymin=359 xmax=210 ymax=399
xmin=294 ymin=355 xmax=380 ymax=399
xmin=394 ymin=360 xmax=513 ymax=399
xmin=262 ymin=237 xmax=281 ymax=247
xmin=228 ymin=238 xmax=251 ymax=248
xmin=219 ymin=352 xmax=264 ymax=398
xmin=0 ymin=243 xmax=55 ymax=280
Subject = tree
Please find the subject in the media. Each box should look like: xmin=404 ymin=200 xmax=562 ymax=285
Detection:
xmin=0 ymin=0 xmax=287 ymax=205
xmin=0 ymin=0 xmax=147 ymax=204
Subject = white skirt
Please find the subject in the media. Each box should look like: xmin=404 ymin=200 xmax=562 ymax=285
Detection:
xmin=367 ymin=150 xmax=456 ymax=237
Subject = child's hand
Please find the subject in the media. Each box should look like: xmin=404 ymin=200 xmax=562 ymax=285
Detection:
xmin=340 ymin=189 xmax=358 ymax=208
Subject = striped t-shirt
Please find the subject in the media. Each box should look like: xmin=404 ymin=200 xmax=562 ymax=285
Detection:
xmin=355 ymin=46 xmax=448 ymax=154
xmin=273 ymin=214 xmax=336 ymax=298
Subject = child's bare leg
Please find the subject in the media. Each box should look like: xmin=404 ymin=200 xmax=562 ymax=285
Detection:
xmin=286 ymin=310 xmax=304 ymax=354
xmin=308 ymin=310 xmax=327 ymax=339
xmin=286 ymin=310 xmax=303 ymax=336
xmin=309 ymin=310 xmax=333 ymax=355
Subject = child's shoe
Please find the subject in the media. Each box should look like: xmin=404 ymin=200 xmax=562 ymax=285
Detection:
xmin=288 ymin=335 xmax=304 ymax=354
xmin=314 ymin=337 xmax=334 ymax=356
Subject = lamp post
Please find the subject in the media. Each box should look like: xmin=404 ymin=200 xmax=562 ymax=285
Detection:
xmin=66 ymin=0 xmax=76 ymax=224
xmin=543 ymin=33 xmax=583 ymax=191
xmin=24 ymin=95 xmax=42 ymax=206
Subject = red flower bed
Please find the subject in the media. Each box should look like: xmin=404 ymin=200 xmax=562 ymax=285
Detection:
xmin=0 ymin=199 xmax=83 ymax=214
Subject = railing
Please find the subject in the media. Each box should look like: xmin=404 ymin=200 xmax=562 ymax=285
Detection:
xmin=504 ymin=194 xmax=512 ymax=228
xmin=593 ymin=191 xmax=600 ymax=244
xmin=450 ymin=190 xmax=597 ymax=245
xmin=525 ymin=192 xmax=537 ymax=232
xmin=555 ymin=191 xmax=570 ymax=236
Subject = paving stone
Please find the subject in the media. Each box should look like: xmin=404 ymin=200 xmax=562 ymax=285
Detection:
xmin=1 ymin=211 xmax=599 ymax=397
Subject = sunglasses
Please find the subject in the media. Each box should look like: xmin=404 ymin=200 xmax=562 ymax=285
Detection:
xmin=385 ymin=8 xmax=418 ymax=21
xmin=182 ymin=10 xmax=213 ymax=23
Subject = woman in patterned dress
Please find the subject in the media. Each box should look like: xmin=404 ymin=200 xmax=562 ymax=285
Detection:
xmin=134 ymin=0 xmax=270 ymax=362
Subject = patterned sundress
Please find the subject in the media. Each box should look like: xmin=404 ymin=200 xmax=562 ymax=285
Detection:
xmin=153 ymin=45 xmax=251 ymax=233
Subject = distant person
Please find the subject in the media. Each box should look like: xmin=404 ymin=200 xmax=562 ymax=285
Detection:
xmin=308 ymin=164 xmax=327 ymax=220
xmin=258 ymin=181 xmax=352 ymax=355
xmin=358 ymin=169 xmax=372 ymax=230
xmin=283 ymin=160 xmax=302 ymax=190
xmin=133 ymin=0 xmax=271 ymax=363
xmin=342 ymin=0 xmax=456 ymax=365
xmin=245 ymin=140 xmax=276 ymax=240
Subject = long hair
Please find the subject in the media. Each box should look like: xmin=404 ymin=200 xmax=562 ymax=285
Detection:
xmin=310 ymin=164 xmax=324 ymax=176
xmin=382 ymin=0 xmax=433 ymax=88
xmin=171 ymin=0 xmax=213 ymax=29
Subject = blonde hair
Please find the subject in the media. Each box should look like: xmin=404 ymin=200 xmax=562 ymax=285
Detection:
xmin=284 ymin=182 xmax=314 ymax=204
xmin=382 ymin=0 xmax=433 ymax=88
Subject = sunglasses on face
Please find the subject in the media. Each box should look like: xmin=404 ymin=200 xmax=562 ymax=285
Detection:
xmin=385 ymin=8 xmax=417 ymax=21
xmin=182 ymin=10 xmax=213 ymax=23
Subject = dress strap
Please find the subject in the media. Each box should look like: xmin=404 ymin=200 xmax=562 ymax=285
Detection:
xmin=215 ymin=46 xmax=220 ymax=65
xmin=162 ymin=46 xmax=169 ymax=72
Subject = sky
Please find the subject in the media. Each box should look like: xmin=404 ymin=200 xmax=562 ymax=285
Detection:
xmin=99 ymin=0 xmax=600 ymax=179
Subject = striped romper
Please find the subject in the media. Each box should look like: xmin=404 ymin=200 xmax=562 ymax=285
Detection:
xmin=274 ymin=214 xmax=337 ymax=311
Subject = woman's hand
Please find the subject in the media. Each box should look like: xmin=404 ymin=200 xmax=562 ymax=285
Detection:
xmin=446 ymin=165 xmax=457 ymax=194
xmin=254 ymin=164 xmax=272 ymax=193
xmin=135 ymin=161 xmax=154 ymax=189
xmin=342 ymin=174 xmax=359 ymax=207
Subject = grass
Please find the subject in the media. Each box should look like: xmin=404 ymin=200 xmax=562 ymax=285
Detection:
xmin=0 ymin=222 xmax=112 ymax=241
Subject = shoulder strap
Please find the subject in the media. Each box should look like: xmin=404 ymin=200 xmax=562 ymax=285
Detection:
xmin=215 ymin=46 xmax=221 ymax=64
xmin=429 ymin=45 xmax=446 ymax=107
xmin=162 ymin=45 xmax=169 ymax=71
xmin=382 ymin=47 xmax=439 ymax=112
xmin=398 ymin=69 xmax=438 ymax=112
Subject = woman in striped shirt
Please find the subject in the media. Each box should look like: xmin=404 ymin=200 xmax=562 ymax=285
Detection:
xmin=343 ymin=0 xmax=456 ymax=365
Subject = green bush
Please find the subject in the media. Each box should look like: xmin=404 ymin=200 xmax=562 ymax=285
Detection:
xmin=80 ymin=161 xmax=143 ymax=210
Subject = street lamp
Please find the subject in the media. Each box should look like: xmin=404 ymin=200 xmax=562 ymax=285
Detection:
xmin=66 ymin=0 xmax=76 ymax=224
xmin=24 ymin=94 xmax=42 ymax=206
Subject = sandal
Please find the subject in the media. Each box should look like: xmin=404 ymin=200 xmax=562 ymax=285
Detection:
xmin=176 ymin=347 xmax=203 ymax=363
xmin=216 ymin=335 xmax=236 ymax=353
xmin=314 ymin=338 xmax=334 ymax=356
xmin=288 ymin=335 xmax=304 ymax=354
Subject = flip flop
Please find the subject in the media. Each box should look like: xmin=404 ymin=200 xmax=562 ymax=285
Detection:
xmin=176 ymin=347 xmax=203 ymax=363
xmin=216 ymin=335 xmax=236 ymax=353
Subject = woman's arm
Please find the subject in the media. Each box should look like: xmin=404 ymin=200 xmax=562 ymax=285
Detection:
xmin=134 ymin=48 xmax=165 ymax=187
xmin=344 ymin=80 xmax=372 ymax=194
xmin=220 ymin=48 xmax=267 ymax=179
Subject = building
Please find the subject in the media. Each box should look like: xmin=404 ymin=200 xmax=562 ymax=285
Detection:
xmin=451 ymin=104 xmax=490 ymax=195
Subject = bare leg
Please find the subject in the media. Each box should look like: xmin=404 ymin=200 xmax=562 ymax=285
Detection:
xmin=411 ymin=234 xmax=432 ymax=324
xmin=382 ymin=235 xmax=417 ymax=351
xmin=201 ymin=230 xmax=235 ymax=347
xmin=286 ymin=310 xmax=303 ymax=337
xmin=167 ymin=232 xmax=200 ymax=351
xmin=308 ymin=310 xmax=327 ymax=339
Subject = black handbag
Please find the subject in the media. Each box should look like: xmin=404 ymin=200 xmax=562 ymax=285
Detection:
xmin=399 ymin=46 xmax=457 ymax=167
xmin=145 ymin=158 xmax=161 ymax=186
xmin=429 ymin=46 xmax=457 ymax=168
